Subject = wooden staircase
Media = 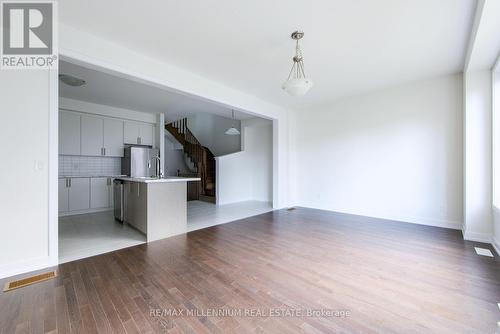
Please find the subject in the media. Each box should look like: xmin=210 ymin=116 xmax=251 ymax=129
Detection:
xmin=165 ymin=118 xmax=216 ymax=200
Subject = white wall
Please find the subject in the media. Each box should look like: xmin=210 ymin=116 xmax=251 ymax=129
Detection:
xmin=187 ymin=113 xmax=241 ymax=157
xmin=164 ymin=135 xmax=190 ymax=176
xmin=463 ymin=70 xmax=493 ymax=241
xmin=216 ymin=118 xmax=273 ymax=205
xmin=0 ymin=70 xmax=57 ymax=278
xmin=492 ymin=67 xmax=500 ymax=253
xmin=291 ymin=74 xmax=463 ymax=229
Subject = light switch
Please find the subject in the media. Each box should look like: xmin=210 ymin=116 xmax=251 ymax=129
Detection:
xmin=34 ymin=160 xmax=44 ymax=171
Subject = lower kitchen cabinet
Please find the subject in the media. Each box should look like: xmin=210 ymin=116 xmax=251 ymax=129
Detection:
xmin=68 ymin=178 xmax=90 ymax=211
xmin=59 ymin=179 xmax=69 ymax=213
xmin=90 ymin=177 xmax=112 ymax=209
xmin=59 ymin=177 xmax=114 ymax=215
xmin=124 ymin=181 xmax=147 ymax=234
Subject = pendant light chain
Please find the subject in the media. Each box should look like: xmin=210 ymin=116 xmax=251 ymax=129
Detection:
xmin=286 ymin=37 xmax=307 ymax=81
xmin=282 ymin=30 xmax=313 ymax=97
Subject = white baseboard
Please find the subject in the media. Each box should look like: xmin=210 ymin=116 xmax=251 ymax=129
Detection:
xmin=297 ymin=205 xmax=463 ymax=230
xmin=0 ymin=256 xmax=55 ymax=280
xmin=492 ymin=237 xmax=500 ymax=256
xmin=59 ymin=207 xmax=112 ymax=217
xmin=462 ymin=230 xmax=493 ymax=243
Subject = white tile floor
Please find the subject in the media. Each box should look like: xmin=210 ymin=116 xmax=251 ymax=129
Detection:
xmin=59 ymin=200 xmax=273 ymax=264
xmin=59 ymin=211 xmax=146 ymax=264
xmin=187 ymin=200 xmax=274 ymax=232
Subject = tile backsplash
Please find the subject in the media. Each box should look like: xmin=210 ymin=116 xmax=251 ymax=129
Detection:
xmin=59 ymin=155 xmax=121 ymax=176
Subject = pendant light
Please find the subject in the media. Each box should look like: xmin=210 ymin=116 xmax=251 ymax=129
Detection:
xmin=225 ymin=110 xmax=241 ymax=135
xmin=282 ymin=31 xmax=313 ymax=97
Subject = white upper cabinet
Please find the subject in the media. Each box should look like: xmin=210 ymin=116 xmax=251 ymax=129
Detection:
xmin=124 ymin=121 xmax=154 ymax=146
xmin=103 ymin=118 xmax=124 ymax=157
xmin=139 ymin=123 xmax=154 ymax=146
xmin=81 ymin=115 xmax=104 ymax=156
xmin=60 ymin=110 xmax=154 ymax=156
xmin=124 ymin=121 xmax=140 ymax=145
xmin=73 ymin=113 xmax=125 ymax=157
xmin=59 ymin=112 xmax=81 ymax=155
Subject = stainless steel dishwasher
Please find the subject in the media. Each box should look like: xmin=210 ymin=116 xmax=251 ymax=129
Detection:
xmin=113 ymin=179 xmax=124 ymax=222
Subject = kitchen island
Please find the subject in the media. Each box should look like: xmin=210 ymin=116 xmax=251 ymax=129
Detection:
xmin=116 ymin=176 xmax=200 ymax=242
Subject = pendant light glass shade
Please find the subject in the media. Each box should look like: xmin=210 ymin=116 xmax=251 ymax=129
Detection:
xmin=282 ymin=31 xmax=312 ymax=97
xmin=282 ymin=78 xmax=313 ymax=97
xmin=225 ymin=110 xmax=241 ymax=135
xmin=225 ymin=127 xmax=240 ymax=135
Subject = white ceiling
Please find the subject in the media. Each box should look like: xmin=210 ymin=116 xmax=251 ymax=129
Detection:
xmin=59 ymin=0 xmax=476 ymax=109
xmin=59 ymin=61 xmax=254 ymax=122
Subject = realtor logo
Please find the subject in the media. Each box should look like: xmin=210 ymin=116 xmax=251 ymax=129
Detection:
xmin=1 ymin=1 xmax=57 ymax=69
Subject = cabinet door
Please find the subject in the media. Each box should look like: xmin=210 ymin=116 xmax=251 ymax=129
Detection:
xmin=123 ymin=182 xmax=130 ymax=222
xmin=103 ymin=118 xmax=124 ymax=157
xmin=81 ymin=116 xmax=104 ymax=156
xmin=90 ymin=177 xmax=109 ymax=209
xmin=123 ymin=182 xmax=134 ymax=224
xmin=135 ymin=183 xmax=148 ymax=233
xmin=108 ymin=178 xmax=114 ymax=208
xmin=58 ymin=178 xmax=69 ymax=213
xmin=128 ymin=183 xmax=147 ymax=234
xmin=124 ymin=122 xmax=140 ymax=145
xmin=59 ymin=112 xmax=81 ymax=155
xmin=68 ymin=178 xmax=90 ymax=211
xmin=139 ymin=123 xmax=154 ymax=146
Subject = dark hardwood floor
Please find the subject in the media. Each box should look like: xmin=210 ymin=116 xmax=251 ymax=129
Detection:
xmin=1 ymin=208 xmax=499 ymax=333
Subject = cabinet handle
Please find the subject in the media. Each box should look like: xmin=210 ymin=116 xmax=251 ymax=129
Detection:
xmin=69 ymin=178 xmax=72 ymax=188
xmin=103 ymin=147 xmax=106 ymax=156
xmin=66 ymin=178 xmax=69 ymax=187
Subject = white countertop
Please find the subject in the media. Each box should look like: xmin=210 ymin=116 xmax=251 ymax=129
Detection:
xmin=116 ymin=176 xmax=201 ymax=183
xmin=59 ymin=175 xmax=126 ymax=179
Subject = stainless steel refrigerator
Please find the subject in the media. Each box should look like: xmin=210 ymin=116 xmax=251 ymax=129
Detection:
xmin=121 ymin=146 xmax=160 ymax=177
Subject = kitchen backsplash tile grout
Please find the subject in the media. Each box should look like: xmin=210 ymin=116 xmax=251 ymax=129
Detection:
xmin=59 ymin=155 xmax=121 ymax=176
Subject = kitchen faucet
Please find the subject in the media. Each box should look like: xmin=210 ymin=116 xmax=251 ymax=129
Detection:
xmin=149 ymin=155 xmax=163 ymax=178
